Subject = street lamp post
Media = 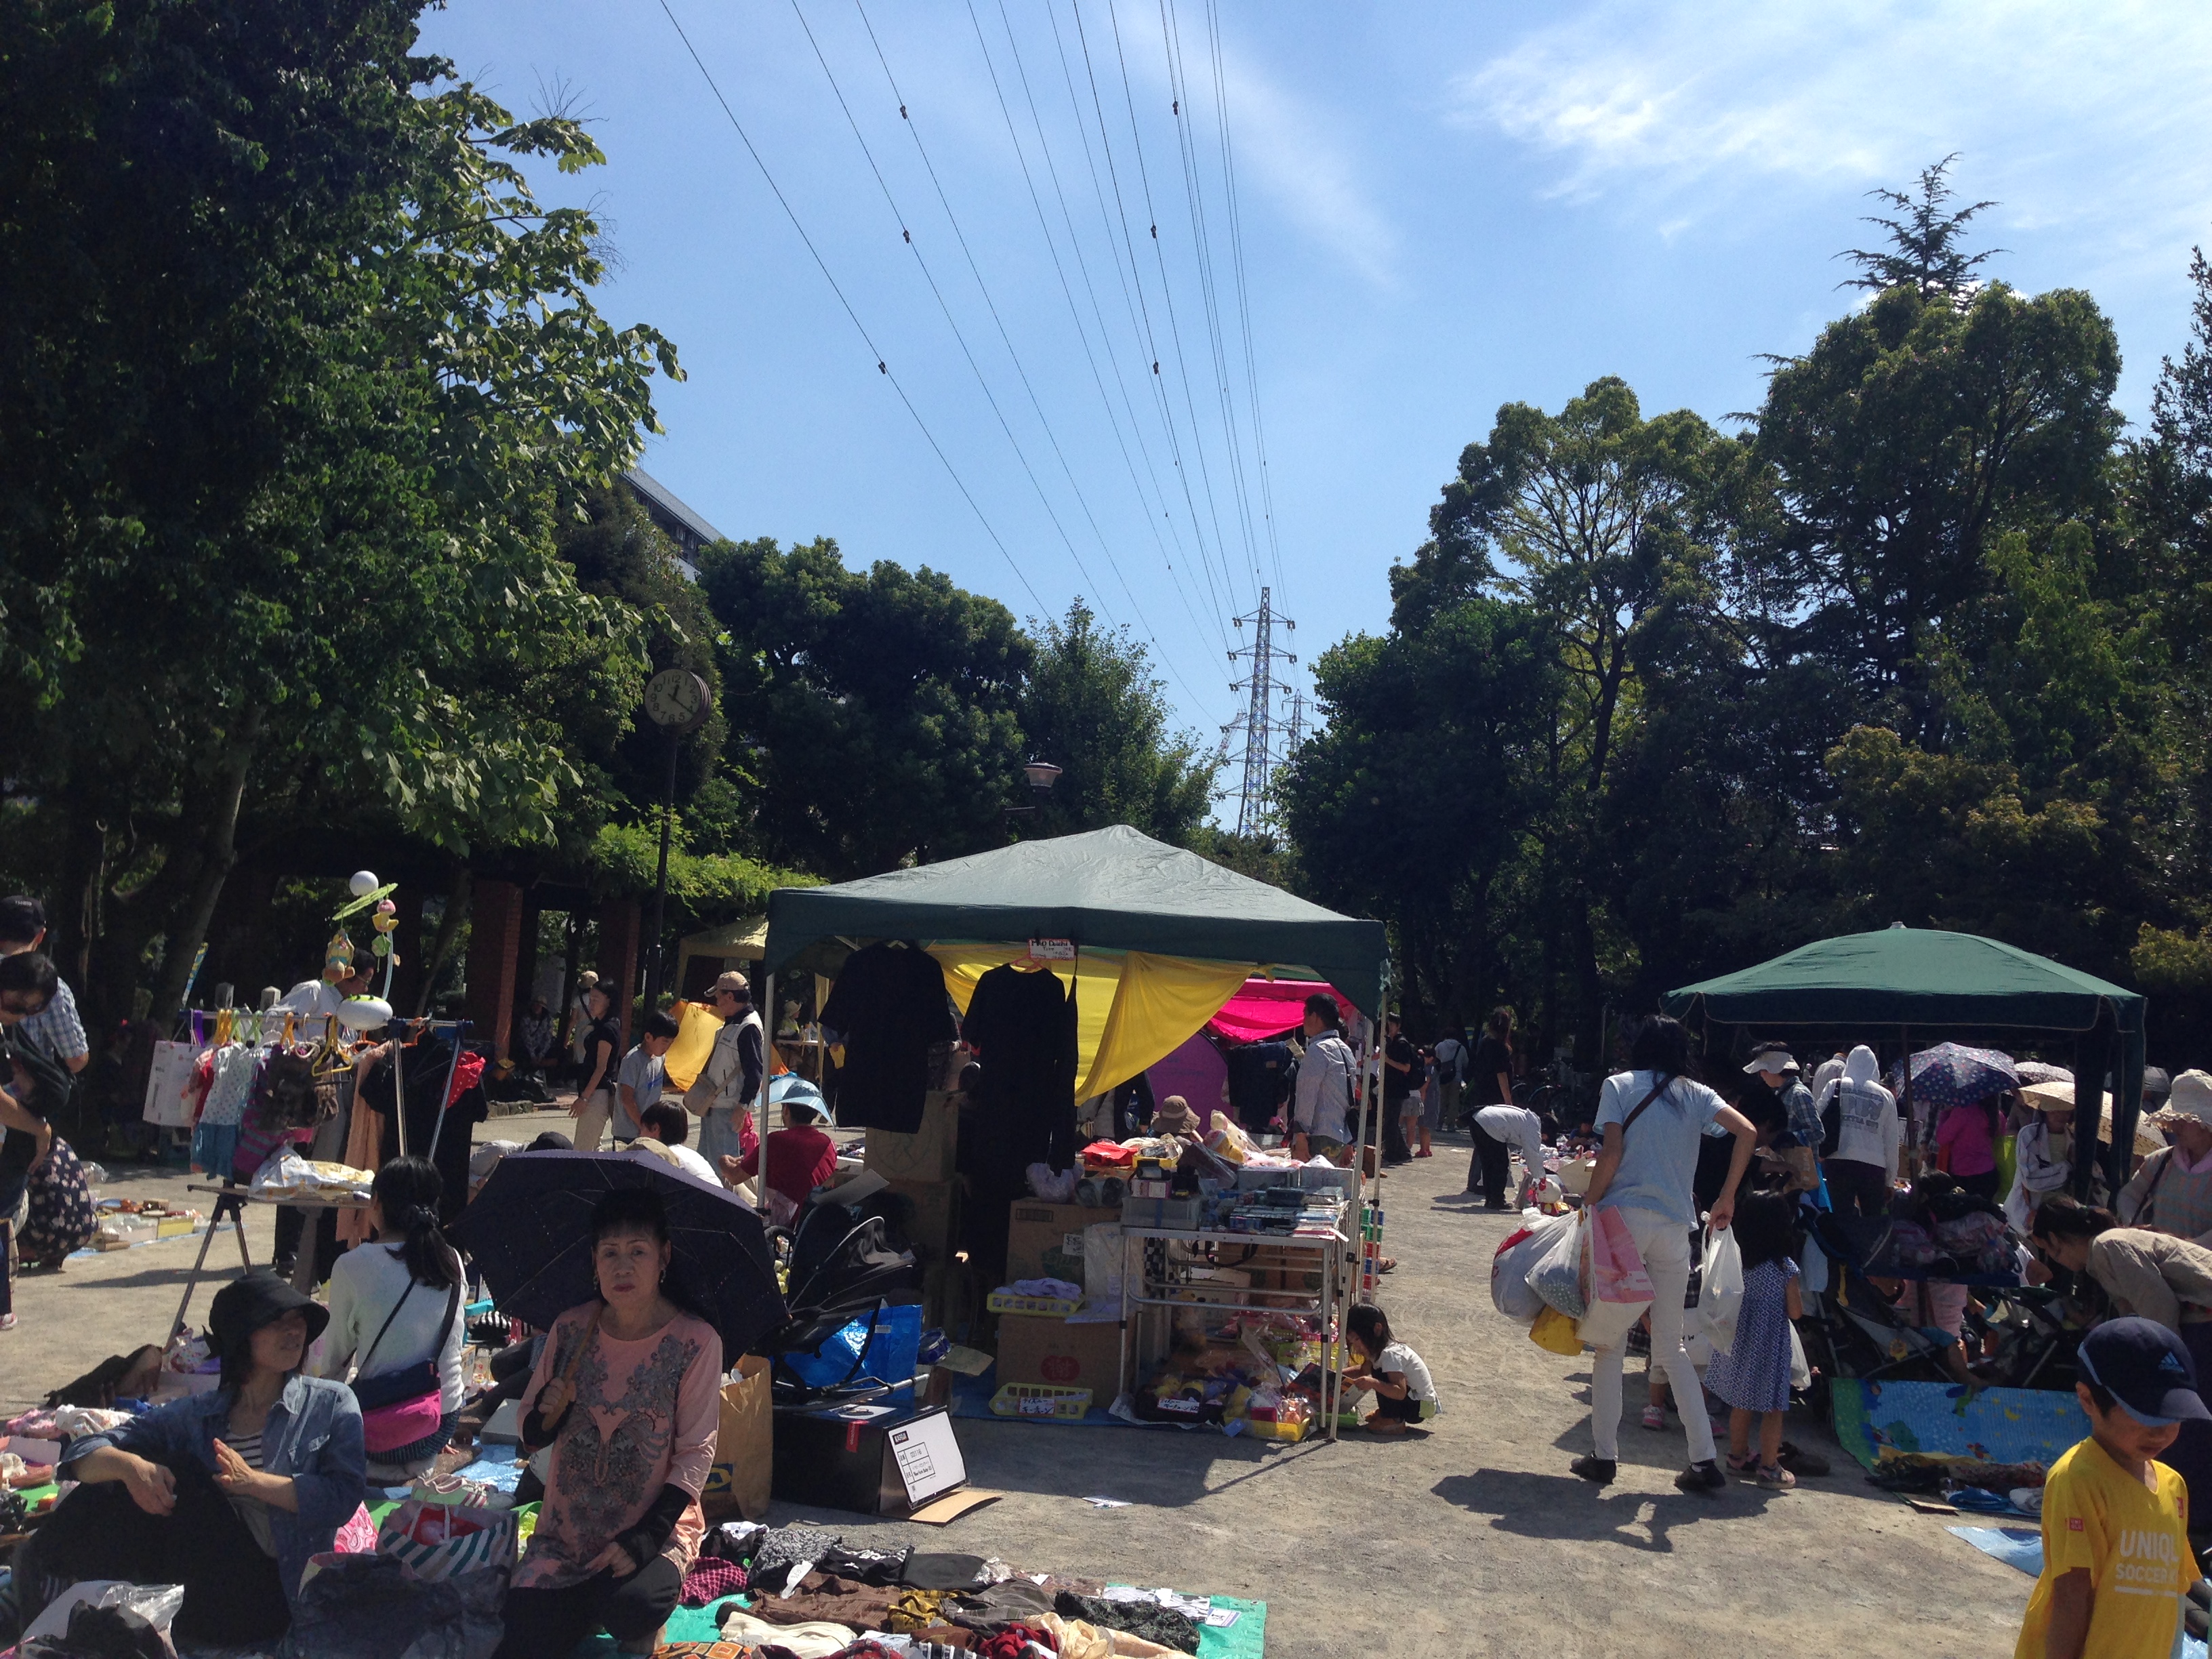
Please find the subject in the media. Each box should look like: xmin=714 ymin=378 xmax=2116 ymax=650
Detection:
xmin=640 ymin=668 xmax=714 ymax=1010
xmin=1002 ymin=760 xmax=1063 ymax=836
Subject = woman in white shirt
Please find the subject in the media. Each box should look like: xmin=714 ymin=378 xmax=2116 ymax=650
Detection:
xmin=317 ymin=1156 xmax=466 ymax=1481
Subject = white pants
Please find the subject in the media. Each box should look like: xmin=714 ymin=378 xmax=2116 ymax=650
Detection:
xmin=1589 ymin=1206 xmax=1715 ymax=1465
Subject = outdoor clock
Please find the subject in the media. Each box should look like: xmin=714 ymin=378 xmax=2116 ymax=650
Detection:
xmin=644 ymin=668 xmax=713 ymax=733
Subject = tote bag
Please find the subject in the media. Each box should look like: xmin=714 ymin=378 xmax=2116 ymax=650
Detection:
xmin=375 ymin=1499 xmax=518 ymax=1582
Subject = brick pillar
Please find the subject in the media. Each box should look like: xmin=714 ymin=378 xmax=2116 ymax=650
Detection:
xmin=596 ymin=897 xmax=641 ymax=1052
xmin=464 ymin=878 xmax=526 ymax=1063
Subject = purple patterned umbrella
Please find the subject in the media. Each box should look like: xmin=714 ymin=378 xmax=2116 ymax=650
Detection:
xmin=1906 ymin=1042 xmax=2020 ymax=1107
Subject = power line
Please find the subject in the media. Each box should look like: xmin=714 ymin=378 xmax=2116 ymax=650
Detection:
xmin=786 ymin=0 xmax=1133 ymax=634
xmin=1101 ymin=0 xmax=1252 ymax=619
xmin=968 ymin=0 xmax=1231 ymax=664
xmin=652 ymin=0 xmax=1048 ymax=617
xmin=843 ymin=0 xmax=1210 ymax=713
xmin=1158 ymin=0 xmax=1267 ymax=595
xmin=1063 ymin=0 xmax=1239 ymax=632
xmin=1202 ymin=0 xmax=1287 ymax=595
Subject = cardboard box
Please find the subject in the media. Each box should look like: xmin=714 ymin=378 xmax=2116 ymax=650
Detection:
xmin=865 ymin=1090 xmax=961 ymax=1184
xmin=1006 ymin=1201 xmax=1120 ymax=1284
xmin=885 ymin=1177 xmax=958 ymax=1264
xmin=994 ymin=1312 xmax=1126 ymax=1396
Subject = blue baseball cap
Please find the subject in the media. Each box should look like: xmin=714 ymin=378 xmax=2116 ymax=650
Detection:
xmin=2078 ymin=1318 xmax=2212 ymax=1427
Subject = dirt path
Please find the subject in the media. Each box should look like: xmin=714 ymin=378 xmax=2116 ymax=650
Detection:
xmin=0 ymin=1123 xmax=2029 ymax=1655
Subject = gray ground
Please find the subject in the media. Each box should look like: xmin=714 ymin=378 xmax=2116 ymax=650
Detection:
xmin=0 ymin=1113 xmax=2030 ymax=1656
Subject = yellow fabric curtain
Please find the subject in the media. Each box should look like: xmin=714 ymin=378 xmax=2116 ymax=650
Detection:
xmin=924 ymin=945 xmax=1251 ymax=1105
xmin=1081 ymin=951 xmax=1250 ymax=1100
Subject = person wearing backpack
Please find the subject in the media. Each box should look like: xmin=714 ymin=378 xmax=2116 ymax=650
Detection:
xmin=315 ymin=1157 xmax=465 ymax=1481
xmin=1570 ymin=1017 xmax=1759 ymax=1494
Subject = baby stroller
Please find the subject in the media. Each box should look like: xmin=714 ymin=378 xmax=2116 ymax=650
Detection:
xmin=1798 ymin=1212 xmax=2007 ymax=1388
xmin=754 ymin=1197 xmax=924 ymax=1409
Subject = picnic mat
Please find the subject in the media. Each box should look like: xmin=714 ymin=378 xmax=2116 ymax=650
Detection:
xmin=569 ymin=1592 xmax=1265 ymax=1656
xmin=1831 ymin=1379 xmax=2089 ymax=1472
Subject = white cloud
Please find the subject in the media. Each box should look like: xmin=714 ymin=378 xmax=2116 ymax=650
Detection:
xmin=1220 ymin=54 xmax=1398 ymax=288
xmin=1451 ymin=0 xmax=2212 ymax=268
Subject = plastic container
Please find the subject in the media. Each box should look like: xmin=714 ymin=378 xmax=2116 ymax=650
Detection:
xmin=986 ymin=1290 xmax=1085 ymax=1317
xmin=989 ymin=1382 xmax=1094 ymax=1420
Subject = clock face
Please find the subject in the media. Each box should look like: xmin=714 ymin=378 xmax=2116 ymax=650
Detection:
xmin=644 ymin=668 xmax=710 ymax=729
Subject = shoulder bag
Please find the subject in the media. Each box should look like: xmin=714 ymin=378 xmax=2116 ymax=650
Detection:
xmin=351 ymin=1277 xmax=461 ymax=1454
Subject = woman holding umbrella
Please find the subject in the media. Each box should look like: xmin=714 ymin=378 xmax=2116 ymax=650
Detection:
xmin=496 ymin=1188 xmax=724 ymax=1658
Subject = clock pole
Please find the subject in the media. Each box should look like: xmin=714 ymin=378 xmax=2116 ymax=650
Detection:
xmin=643 ymin=726 xmax=679 ymax=1012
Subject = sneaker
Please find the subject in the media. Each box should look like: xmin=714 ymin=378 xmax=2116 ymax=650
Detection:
xmin=1641 ymin=1405 xmax=1667 ymax=1431
xmin=1756 ymin=1463 xmax=1797 ymax=1490
xmin=1570 ymin=1455 xmax=1617 ymax=1486
xmin=1675 ymin=1460 xmax=1727 ymax=1494
xmin=0 ymin=1313 xmax=15 ymax=1332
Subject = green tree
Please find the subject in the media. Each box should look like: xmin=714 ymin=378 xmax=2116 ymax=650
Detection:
xmin=1017 ymin=600 xmax=1217 ymax=844
xmin=697 ymin=537 xmax=1031 ymax=876
xmin=1841 ymin=155 xmax=1999 ymax=300
xmin=0 ymin=2 xmax=676 ymax=1026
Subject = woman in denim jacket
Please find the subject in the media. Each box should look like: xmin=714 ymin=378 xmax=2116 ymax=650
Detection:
xmin=13 ymin=1271 xmax=365 ymax=1647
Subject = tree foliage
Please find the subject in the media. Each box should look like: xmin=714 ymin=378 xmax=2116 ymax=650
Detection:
xmin=1284 ymin=161 xmax=2212 ymax=1067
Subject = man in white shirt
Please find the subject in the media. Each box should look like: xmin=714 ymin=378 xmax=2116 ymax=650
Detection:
xmin=276 ymin=964 xmax=370 ymax=1020
xmin=1291 ymin=993 xmax=1358 ymax=1164
xmin=634 ymin=1103 xmax=722 ymax=1184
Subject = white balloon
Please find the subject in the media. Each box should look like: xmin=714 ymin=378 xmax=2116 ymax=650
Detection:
xmin=335 ymin=996 xmax=393 ymax=1032
xmin=348 ymin=870 xmax=379 ymax=897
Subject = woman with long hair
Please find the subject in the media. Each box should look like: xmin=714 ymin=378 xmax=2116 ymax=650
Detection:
xmin=495 ymin=1188 xmax=723 ymax=1658
xmin=1465 ymin=1006 xmax=1523 ymax=1206
xmin=317 ymin=1156 xmax=466 ymax=1480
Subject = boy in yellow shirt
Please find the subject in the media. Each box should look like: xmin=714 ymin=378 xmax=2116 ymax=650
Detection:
xmin=2017 ymin=1318 xmax=2209 ymax=1659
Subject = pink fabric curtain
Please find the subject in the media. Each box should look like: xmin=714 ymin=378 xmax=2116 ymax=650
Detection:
xmin=1206 ymin=978 xmax=1353 ymax=1046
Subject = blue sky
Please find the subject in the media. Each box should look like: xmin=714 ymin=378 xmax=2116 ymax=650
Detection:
xmin=421 ymin=0 xmax=2212 ymax=755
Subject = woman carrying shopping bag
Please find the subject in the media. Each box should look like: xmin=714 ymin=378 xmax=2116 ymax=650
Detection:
xmin=1570 ymin=1017 xmax=1759 ymax=1494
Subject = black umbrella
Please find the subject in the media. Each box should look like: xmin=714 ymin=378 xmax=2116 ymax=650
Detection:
xmin=451 ymin=1151 xmax=787 ymax=1359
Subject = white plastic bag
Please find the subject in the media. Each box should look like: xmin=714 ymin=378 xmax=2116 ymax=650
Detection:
xmin=1084 ymin=1221 xmax=1126 ymax=1305
xmin=1696 ymin=1225 xmax=1744 ymax=1357
xmin=22 ymin=1580 xmax=185 ymax=1649
xmin=1800 ymin=1231 xmax=1829 ymax=1296
xmin=1492 ymin=1212 xmax=1574 ymax=1324
xmin=1788 ymin=1323 xmax=1811 ymax=1393
xmin=1528 ymin=1211 xmax=1589 ymax=1319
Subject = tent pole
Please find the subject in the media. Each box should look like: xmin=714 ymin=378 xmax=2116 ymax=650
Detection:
xmin=2071 ymin=1026 xmax=2099 ymax=1201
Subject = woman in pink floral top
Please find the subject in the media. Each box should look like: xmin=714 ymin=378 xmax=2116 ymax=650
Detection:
xmin=495 ymin=1189 xmax=722 ymax=1658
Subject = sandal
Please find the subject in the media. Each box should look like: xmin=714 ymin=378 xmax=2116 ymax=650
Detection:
xmin=1725 ymin=1452 xmax=1757 ymax=1475
xmin=1757 ymin=1462 xmax=1797 ymax=1490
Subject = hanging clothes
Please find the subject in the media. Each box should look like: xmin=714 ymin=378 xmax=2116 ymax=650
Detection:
xmin=819 ymin=943 xmax=956 ymax=1133
xmin=962 ymin=964 xmax=1078 ymax=1174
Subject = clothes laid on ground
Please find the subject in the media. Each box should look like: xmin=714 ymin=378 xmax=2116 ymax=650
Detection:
xmin=1592 ymin=1071 xmax=1727 ymax=1229
xmin=1291 ymin=1033 xmax=1357 ymax=1145
xmin=1054 ymin=1591 xmax=1200 ymax=1654
xmin=678 ymin=1557 xmax=748 ymax=1605
xmin=752 ymin=1571 xmax=899 ymax=1631
xmin=750 ymin=1523 xmax=844 ymax=1592
xmin=2014 ymin=1437 xmax=2190 ymax=1659
xmin=819 ymin=1543 xmax=913 ymax=1585
xmin=1704 ymin=1257 xmax=1801 ymax=1414
xmin=317 ymin=1242 xmax=467 ymax=1415
xmin=718 ymin=1607 xmax=859 ymax=1657
xmin=962 ymin=964 xmax=1078 ymax=1173
xmin=821 ymin=943 xmax=958 ymax=1134
xmin=511 ymin=1303 xmax=722 ymax=1592
xmin=1221 ymin=1041 xmax=1294 ymax=1130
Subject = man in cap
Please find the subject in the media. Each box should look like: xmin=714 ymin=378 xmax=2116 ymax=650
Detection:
xmin=1743 ymin=1043 xmax=1822 ymax=1194
xmin=2014 ymin=1317 xmax=2207 ymax=1659
xmin=684 ymin=970 xmax=763 ymax=1173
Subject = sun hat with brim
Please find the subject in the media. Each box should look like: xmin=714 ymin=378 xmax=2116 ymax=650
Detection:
xmin=208 ymin=1269 xmax=329 ymax=1359
xmin=1150 ymin=1095 xmax=1200 ymax=1134
xmin=1742 ymin=1048 xmax=1799 ymax=1076
xmin=2154 ymin=1070 xmax=2212 ymax=1129
xmin=2078 ymin=1317 xmax=2212 ymax=1427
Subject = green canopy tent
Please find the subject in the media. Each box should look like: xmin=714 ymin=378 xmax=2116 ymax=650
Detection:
xmin=762 ymin=824 xmax=1388 ymax=1017
xmin=1662 ymin=926 xmax=2148 ymax=1195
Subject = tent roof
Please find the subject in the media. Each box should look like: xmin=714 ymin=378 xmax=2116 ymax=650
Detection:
xmin=762 ymin=824 xmax=1388 ymax=1017
xmin=1660 ymin=926 xmax=2144 ymax=1033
